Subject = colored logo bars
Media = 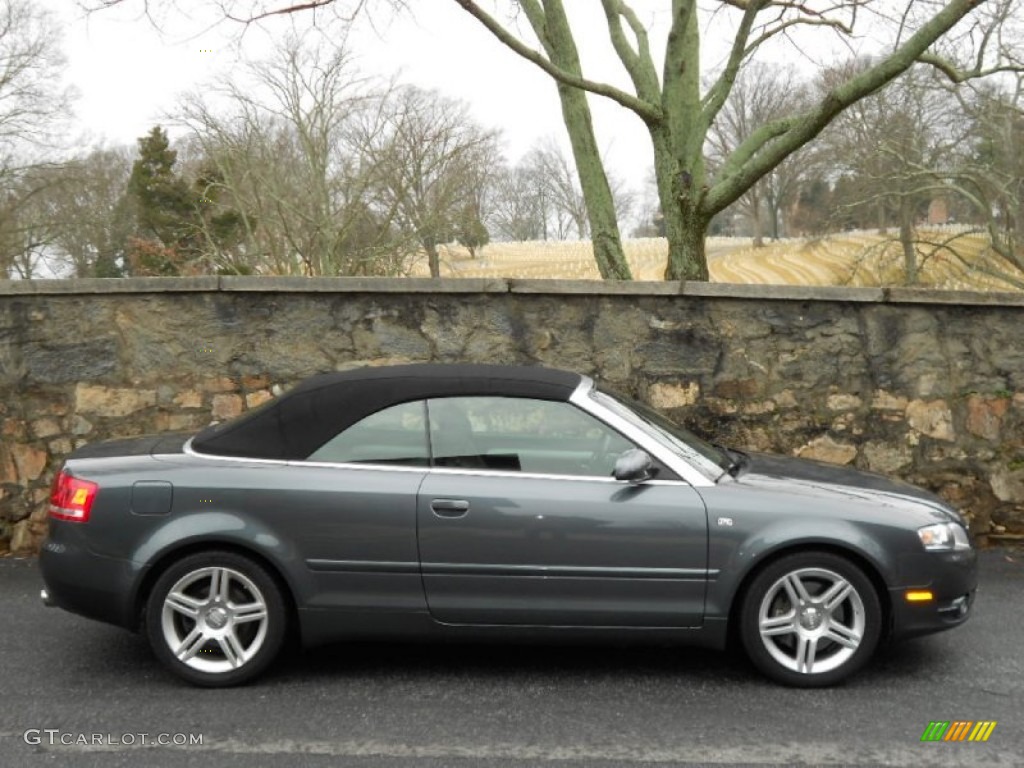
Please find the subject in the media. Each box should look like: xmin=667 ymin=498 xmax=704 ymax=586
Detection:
xmin=921 ymin=721 xmax=997 ymax=742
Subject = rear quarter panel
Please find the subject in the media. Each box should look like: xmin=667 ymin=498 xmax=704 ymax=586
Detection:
xmin=66 ymin=452 xmax=430 ymax=621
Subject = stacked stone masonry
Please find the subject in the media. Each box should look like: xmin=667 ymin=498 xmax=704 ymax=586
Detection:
xmin=2 ymin=276 xmax=1023 ymax=555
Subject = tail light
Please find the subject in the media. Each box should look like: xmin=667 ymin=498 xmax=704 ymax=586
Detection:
xmin=49 ymin=470 xmax=98 ymax=523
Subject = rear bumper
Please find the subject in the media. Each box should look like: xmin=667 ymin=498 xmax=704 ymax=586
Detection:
xmin=889 ymin=549 xmax=978 ymax=640
xmin=39 ymin=525 xmax=142 ymax=631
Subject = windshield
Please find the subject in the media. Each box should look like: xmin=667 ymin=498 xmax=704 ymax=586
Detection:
xmin=590 ymin=385 xmax=733 ymax=477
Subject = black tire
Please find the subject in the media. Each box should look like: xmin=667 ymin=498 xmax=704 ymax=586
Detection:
xmin=145 ymin=550 xmax=287 ymax=687
xmin=739 ymin=551 xmax=882 ymax=687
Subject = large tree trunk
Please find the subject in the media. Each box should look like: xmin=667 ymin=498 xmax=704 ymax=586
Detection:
xmin=557 ymin=85 xmax=631 ymax=279
xmin=656 ymin=8 xmax=710 ymax=281
xmin=649 ymin=126 xmax=710 ymax=280
xmin=667 ymin=200 xmax=710 ymax=281
xmin=528 ymin=1 xmax=631 ymax=280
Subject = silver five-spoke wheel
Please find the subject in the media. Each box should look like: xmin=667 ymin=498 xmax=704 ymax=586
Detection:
xmin=757 ymin=567 xmax=865 ymax=675
xmin=161 ymin=566 xmax=269 ymax=674
xmin=146 ymin=551 xmax=287 ymax=687
xmin=740 ymin=552 xmax=882 ymax=687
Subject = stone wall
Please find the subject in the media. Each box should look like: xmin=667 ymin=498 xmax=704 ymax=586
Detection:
xmin=2 ymin=276 xmax=1023 ymax=555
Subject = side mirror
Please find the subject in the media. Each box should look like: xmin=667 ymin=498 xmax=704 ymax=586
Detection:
xmin=613 ymin=448 xmax=655 ymax=484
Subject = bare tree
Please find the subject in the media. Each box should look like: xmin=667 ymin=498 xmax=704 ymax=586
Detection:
xmin=451 ymin=0 xmax=1024 ymax=279
xmin=355 ymin=85 xmax=501 ymax=277
xmin=708 ymin=64 xmax=811 ymax=246
xmin=37 ymin=146 xmax=134 ymax=277
xmin=0 ymin=0 xmax=73 ymax=277
xmin=492 ymin=137 xmax=636 ymax=244
xmin=176 ymin=33 xmax=404 ymax=275
xmin=89 ymin=0 xmax=1024 ymax=281
xmin=821 ymin=66 xmax=958 ymax=282
xmin=487 ymin=4 xmax=632 ymax=278
xmin=521 ymin=138 xmax=587 ymax=240
xmin=946 ymin=77 xmax=1024 ymax=280
xmin=0 ymin=0 xmax=71 ymax=174
xmin=0 ymin=169 xmax=58 ymax=277
xmin=488 ymin=162 xmax=548 ymax=241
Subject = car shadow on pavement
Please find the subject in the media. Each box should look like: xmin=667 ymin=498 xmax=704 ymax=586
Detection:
xmin=268 ymin=639 xmax=765 ymax=688
xmin=63 ymin=620 xmax=959 ymax=691
xmin=269 ymin=634 xmax=954 ymax=687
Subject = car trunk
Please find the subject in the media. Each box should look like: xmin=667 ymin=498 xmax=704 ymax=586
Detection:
xmin=67 ymin=432 xmax=192 ymax=460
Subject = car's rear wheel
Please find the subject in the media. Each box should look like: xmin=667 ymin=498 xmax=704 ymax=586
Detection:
xmin=145 ymin=551 xmax=286 ymax=687
xmin=739 ymin=551 xmax=882 ymax=687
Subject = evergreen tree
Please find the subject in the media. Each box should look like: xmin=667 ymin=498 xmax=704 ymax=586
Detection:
xmin=454 ymin=203 xmax=489 ymax=259
xmin=125 ymin=127 xmax=201 ymax=275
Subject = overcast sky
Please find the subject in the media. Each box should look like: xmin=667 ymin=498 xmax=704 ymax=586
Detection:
xmin=44 ymin=1 xmax=855 ymax=190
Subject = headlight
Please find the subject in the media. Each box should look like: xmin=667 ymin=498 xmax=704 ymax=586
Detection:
xmin=918 ymin=522 xmax=972 ymax=551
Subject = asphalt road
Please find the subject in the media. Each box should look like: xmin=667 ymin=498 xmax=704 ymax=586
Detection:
xmin=1 ymin=550 xmax=1022 ymax=768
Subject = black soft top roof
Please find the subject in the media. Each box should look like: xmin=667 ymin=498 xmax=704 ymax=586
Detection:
xmin=190 ymin=363 xmax=583 ymax=460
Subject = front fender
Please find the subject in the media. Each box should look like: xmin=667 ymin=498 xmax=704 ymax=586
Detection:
xmin=707 ymin=517 xmax=900 ymax=620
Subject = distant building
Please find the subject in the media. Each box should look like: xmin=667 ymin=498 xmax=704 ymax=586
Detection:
xmin=927 ymin=197 xmax=949 ymax=225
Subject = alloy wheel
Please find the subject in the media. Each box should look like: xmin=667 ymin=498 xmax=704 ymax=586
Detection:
xmin=160 ymin=566 xmax=270 ymax=674
xmin=757 ymin=566 xmax=866 ymax=675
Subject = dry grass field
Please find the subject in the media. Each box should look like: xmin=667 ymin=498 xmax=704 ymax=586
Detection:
xmin=408 ymin=229 xmax=1024 ymax=291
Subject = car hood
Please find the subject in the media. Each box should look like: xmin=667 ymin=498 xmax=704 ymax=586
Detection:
xmin=732 ymin=451 xmax=962 ymax=523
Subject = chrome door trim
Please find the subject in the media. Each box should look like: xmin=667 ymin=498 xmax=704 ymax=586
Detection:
xmin=306 ymin=559 xmax=420 ymax=574
xmin=420 ymin=562 xmax=715 ymax=579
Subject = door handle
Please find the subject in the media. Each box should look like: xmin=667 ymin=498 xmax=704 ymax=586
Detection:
xmin=430 ymin=499 xmax=469 ymax=518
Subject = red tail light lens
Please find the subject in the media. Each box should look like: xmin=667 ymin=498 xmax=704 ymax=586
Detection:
xmin=49 ymin=470 xmax=98 ymax=523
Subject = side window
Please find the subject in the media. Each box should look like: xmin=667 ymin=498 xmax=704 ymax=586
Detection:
xmin=306 ymin=400 xmax=429 ymax=467
xmin=426 ymin=397 xmax=636 ymax=477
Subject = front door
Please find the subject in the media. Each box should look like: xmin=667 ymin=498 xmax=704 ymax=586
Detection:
xmin=416 ymin=396 xmax=708 ymax=627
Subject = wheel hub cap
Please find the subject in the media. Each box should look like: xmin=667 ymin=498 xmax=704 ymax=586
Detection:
xmin=799 ymin=605 xmax=823 ymax=630
xmin=207 ymin=607 xmax=229 ymax=629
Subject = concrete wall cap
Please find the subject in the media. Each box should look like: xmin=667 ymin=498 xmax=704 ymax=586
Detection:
xmin=0 ymin=277 xmax=1022 ymax=307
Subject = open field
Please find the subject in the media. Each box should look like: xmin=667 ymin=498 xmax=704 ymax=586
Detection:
xmin=409 ymin=229 xmax=1024 ymax=291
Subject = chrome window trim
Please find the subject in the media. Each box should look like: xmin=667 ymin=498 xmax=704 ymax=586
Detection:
xmin=569 ymin=377 xmax=716 ymax=487
xmin=422 ymin=465 xmax=691 ymax=485
xmin=184 ymin=436 xmax=669 ymax=483
xmin=184 ymin=383 xmax=717 ymax=488
xmin=183 ymin=437 xmax=291 ymax=466
xmin=184 ymin=438 xmax=429 ymax=473
xmin=291 ymin=460 xmax=431 ymax=474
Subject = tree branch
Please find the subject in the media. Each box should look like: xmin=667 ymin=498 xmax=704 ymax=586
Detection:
xmin=701 ymin=0 xmax=766 ymax=132
xmin=451 ymin=0 xmax=661 ymax=122
xmin=223 ymin=0 xmax=341 ymax=23
xmin=917 ymin=52 xmax=1024 ymax=83
xmin=600 ymin=0 xmax=661 ymax=106
xmin=705 ymin=0 xmax=991 ymax=215
xmin=742 ymin=15 xmax=852 ymax=54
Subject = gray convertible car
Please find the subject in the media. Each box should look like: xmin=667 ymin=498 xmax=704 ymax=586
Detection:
xmin=40 ymin=364 xmax=976 ymax=687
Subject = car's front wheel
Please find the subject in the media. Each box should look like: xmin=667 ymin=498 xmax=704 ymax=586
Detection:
xmin=739 ymin=551 xmax=882 ymax=687
xmin=145 ymin=551 xmax=287 ymax=687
